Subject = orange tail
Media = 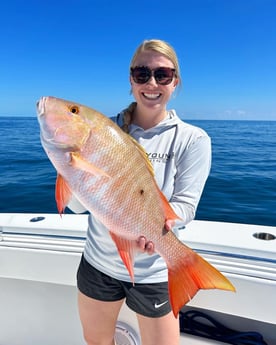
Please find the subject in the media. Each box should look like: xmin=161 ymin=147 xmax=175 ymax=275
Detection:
xmin=168 ymin=248 xmax=235 ymax=317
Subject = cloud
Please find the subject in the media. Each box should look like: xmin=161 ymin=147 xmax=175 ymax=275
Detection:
xmin=224 ymin=109 xmax=247 ymax=117
xmin=237 ymin=110 xmax=246 ymax=116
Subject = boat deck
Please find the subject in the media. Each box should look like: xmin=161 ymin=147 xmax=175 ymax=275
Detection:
xmin=1 ymin=213 xmax=275 ymax=344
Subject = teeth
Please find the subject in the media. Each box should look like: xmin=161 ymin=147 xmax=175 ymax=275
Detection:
xmin=143 ymin=93 xmax=160 ymax=99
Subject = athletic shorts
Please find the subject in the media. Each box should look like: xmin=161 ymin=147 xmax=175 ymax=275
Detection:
xmin=77 ymin=255 xmax=172 ymax=318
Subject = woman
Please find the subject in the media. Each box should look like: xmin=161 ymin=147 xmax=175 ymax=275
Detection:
xmin=71 ymin=39 xmax=211 ymax=345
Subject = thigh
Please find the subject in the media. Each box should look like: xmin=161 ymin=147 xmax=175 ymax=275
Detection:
xmin=76 ymin=256 xmax=127 ymax=344
xmin=137 ymin=311 xmax=180 ymax=345
xmin=78 ymin=291 xmax=124 ymax=345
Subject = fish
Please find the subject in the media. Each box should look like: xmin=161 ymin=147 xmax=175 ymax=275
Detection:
xmin=37 ymin=96 xmax=235 ymax=317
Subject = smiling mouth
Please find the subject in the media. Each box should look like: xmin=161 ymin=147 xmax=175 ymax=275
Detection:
xmin=142 ymin=93 xmax=161 ymax=100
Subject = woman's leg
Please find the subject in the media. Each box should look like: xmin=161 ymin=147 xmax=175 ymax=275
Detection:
xmin=137 ymin=311 xmax=180 ymax=345
xmin=78 ymin=291 xmax=124 ymax=345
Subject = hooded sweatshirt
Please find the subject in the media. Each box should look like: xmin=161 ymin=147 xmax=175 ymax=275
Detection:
xmin=69 ymin=109 xmax=211 ymax=283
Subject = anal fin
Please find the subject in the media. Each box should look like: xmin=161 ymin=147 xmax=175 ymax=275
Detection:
xmin=109 ymin=232 xmax=136 ymax=284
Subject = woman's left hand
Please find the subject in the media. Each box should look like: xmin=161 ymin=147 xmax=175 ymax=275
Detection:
xmin=136 ymin=219 xmax=175 ymax=255
xmin=137 ymin=236 xmax=155 ymax=255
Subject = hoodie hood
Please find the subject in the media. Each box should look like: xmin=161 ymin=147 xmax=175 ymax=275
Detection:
xmin=116 ymin=109 xmax=184 ymax=135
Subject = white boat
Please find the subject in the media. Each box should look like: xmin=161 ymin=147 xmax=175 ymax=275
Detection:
xmin=0 ymin=213 xmax=275 ymax=345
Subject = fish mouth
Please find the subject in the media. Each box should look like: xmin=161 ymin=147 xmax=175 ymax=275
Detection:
xmin=36 ymin=96 xmax=48 ymax=118
xmin=36 ymin=97 xmax=65 ymax=147
xmin=36 ymin=96 xmax=55 ymax=144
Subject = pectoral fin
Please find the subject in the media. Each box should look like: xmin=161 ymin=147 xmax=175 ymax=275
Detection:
xmin=70 ymin=152 xmax=110 ymax=178
xmin=55 ymin=174 xmax=72 ymax=215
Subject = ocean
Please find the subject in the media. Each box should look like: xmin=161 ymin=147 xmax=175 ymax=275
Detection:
xmin=0 ymin=117 xmax=275 ymax=227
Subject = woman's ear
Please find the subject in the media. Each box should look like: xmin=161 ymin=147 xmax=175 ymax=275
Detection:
xmin=173 ymin=78 xmax=179 ymax=88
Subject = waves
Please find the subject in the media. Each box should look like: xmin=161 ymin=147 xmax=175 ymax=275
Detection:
xmin=0 ymin=117 xmax=275 ymax=226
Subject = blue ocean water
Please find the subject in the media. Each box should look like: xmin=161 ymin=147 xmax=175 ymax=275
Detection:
xmin=0 ymin=117 xmax=275 ymax=227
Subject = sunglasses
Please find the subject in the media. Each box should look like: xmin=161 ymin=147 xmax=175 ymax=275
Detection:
xmin=130 ymin=66 xmax=176 ymax=85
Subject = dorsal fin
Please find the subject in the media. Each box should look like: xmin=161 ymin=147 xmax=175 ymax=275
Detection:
xmin=129 ymin=136 xmax=155 ymax=177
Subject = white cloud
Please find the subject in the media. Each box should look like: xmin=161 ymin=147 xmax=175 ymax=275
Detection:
xmin=224 ymin=109 xmax=247 ymax=118
xmin=237 ymin=110 xmax=246 ymax=116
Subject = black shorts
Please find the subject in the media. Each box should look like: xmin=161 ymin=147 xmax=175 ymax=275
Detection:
xmin=77 ymin=255 xmax=172 ymax=318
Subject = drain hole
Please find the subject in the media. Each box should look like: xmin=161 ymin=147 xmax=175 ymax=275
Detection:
xmin=29 ymin=216 xmax=46 ymax=222
xmin=253 ymin=232 xmax=275 ymax=241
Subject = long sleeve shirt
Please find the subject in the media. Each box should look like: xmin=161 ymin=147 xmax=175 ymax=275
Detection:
xmin=68 ymin=109 xmax=211 ymax=283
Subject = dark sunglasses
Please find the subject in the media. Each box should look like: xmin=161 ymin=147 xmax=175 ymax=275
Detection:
xmin=130 ymin=66 xmax=176 ymax=85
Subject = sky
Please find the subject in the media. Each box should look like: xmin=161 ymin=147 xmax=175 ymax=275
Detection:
xmin=0 ymin=0 xmax=276 ymax=120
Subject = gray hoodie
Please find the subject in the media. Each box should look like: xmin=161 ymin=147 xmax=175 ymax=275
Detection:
xmin=71 ymin=109 xmax=211 ymax=283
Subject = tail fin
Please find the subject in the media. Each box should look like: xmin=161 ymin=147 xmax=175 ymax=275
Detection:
xmin=168 ymin=247 xmax=235 ymax=317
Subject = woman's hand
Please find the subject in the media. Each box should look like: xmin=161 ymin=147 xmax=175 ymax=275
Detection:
xmin=137 ymin=236 xmax=155 ymax=255
xmin=165 ymin=219 xmax=175 ymax=231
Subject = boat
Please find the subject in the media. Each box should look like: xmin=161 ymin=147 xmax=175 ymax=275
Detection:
xmin=0 ymin=213 xmax=275 ymax=344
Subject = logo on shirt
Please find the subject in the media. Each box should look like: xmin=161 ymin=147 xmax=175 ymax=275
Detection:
xmin=147 ymin=152 xmax=175 ymax=164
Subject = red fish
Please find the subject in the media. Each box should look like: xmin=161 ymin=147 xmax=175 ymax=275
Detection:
xmin=37 ymin=96 xmax=235 ymax=317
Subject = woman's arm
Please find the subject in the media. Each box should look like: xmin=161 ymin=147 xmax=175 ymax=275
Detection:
xmin=170 ymin=135 xmax=211 ymax=225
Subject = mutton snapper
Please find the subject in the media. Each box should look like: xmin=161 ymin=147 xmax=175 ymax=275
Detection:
xmin=37 ymin=96 xmax=235 ymax=317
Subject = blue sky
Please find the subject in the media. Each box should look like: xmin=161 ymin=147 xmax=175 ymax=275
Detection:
xmin=0 ymin=0 xmax=276 ymax=120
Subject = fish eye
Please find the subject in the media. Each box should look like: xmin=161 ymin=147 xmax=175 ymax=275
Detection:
xmin=69 ymin=105 xmax=79 ymax=114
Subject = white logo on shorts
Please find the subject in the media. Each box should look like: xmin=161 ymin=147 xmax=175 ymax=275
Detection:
xmin=154 ymin=300 xmax=168 ymax=309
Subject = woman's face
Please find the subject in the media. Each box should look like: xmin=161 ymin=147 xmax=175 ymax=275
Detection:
xmin=130 ymin=50 xmax=178 ymax=113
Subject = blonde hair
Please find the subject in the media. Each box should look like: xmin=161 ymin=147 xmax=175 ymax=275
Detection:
xmin=121 ymin=39 xmax=181 ymax=133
